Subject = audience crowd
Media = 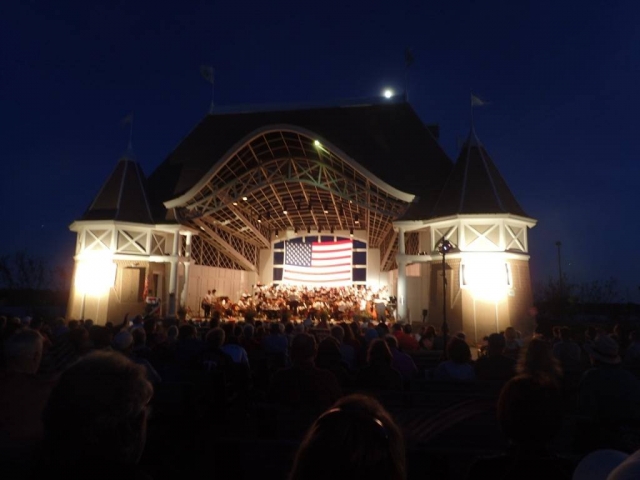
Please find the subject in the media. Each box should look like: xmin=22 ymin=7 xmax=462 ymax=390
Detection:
xmin=3 ymin=298 xmax=640 ymax=479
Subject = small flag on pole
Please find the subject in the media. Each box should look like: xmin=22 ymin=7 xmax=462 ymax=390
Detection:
xmin=200 ymin=65 xmax=214 ymax=84
xmin=121 ymin=112 xmax=134 ymax=125
xmin=471 ymin=93 xmax=488 ymax=107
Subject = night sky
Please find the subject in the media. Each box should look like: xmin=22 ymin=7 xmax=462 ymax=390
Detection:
xmin=2 ymin=1 xmax=639 ymax=301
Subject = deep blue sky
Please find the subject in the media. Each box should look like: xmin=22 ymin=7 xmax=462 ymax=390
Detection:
xmin=2 ymin=0 xmax=639 ymax=300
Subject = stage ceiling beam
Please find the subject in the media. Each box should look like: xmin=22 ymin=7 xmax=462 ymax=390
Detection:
xmin=194 ymin=219 xmax=257 ymax=272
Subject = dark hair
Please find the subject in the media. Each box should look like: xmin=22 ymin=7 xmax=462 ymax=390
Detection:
xmin=290 ymin=394 xmax=405 ymax=480
xmin=367 ymin=339 xmax=392 ymax=366
xmin=559 ymin=327 xmax=571 ymax=342
xmin=206 ymin=327 xmax=225 ymax=349
xmin=178 ymin=324 xmax=197 ymax=341
xmin=447 ymin=337 xmax=471 ymax=364
xmin=498 ymin=375 xmax=563 ymax=446
xmin=291 ymin=333 xmax=316 ymax=364
xmin=517 ymin=338 xmax=562 ymax=383
xmin=43 ymin=351 xmax=152 ymax=466
xmin=384 ymin=334 xmax=399 ymax=350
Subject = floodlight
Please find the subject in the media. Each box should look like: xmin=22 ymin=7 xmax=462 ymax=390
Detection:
xmin=314 ymin=140 xmax=321 ymax=147
xmin=383 ymin=89 xmax=394 ymax=99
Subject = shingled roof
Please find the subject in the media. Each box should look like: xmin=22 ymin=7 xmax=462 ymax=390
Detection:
xmin=81 ymin=152 xmax=155 ymax=224
xmin=430 ymin=127 xmax=529 ymax=219
xmin=147 ymin=100 xmax=453 ymax=222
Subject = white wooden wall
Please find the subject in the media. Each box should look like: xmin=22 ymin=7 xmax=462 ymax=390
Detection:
xmin=185 ymin=265 xmax=257 ymax=315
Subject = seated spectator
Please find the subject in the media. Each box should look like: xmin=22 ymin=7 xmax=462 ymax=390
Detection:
xmin=384 ymin=335 xmax=418 ymax=381
xmin=112 ymin=331 xmax=162 ymax=385
xmin=503 ymin=326 xmax=522 ymax=360
xmin=419 ymin=325 xmax=437 ymax=350
xmin=201 ymin=327 xmax=233 ymax=371
xmin=131 ymin=327 xmax=152 ymax=360
xmin=263 ymin=322 xmax=289 ymax=357
xmin=357 ymin=339 xmax=403 ymax=391
xmin=577 ymin=334 xmax=640 ymax=449
xmin=517 ymin=337 xmax=562 ymax=386
xmin=316 ymin=337 xmax=352 ymax=388
xmin=290 ymin=394 xmax=405 ymax=480
xmin=552 ymin=327 xmax=582 ymax=373
xmin=221 ymin=334 xmax=250 ymax=367
xmin=174 ymin=324 xmax=203 ymax=368
xmin=392 ymin=323 xmax=419 ymax=353
xmin=468 ymin=374 xmax=572 ymax=480
xmin=331 ymin=325 xmax=356 ymax=371
xmin=38 ymin=351 xmax=153 ymax=480
xmin=434 ymin=336 xmax=476 ymax=381
xmin=0 ymin=329 xmax=57 ymax=472
xmin=269 ymin=333 xmax=342 ymax=435
xmin=475 ymin=333 xmax=516 ymax=385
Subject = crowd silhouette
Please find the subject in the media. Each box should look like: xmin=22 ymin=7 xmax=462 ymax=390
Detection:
xmin=3 ymin=295 xmax=640 ymax=479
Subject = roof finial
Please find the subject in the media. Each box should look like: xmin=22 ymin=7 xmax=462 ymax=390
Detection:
xmin=201 ymin=65 xmax=215 ymax=114
xmin=470 ymin=93 xmax=488 ymax=141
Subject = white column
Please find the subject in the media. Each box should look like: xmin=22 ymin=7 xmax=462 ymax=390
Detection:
xmin=397 ymin=228 xmax=407 ymax=322
xmin=168 ymin=231 xmax=180 ymax=318
xmin=180 ymin=232 xmax=192 ymax=310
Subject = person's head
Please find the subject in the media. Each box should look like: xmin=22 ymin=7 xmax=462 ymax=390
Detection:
xmin=559 ymin=327 xmax=572 ymax=342
xmin=517 ymin=338 xmax=562 ymax=382
xmin=584 ymin=334 xmax=621 ymax=366
xmin=384 ymin=334 xmax=399 ymax=351
xmin=331 ymin=325 xmax=345 ymax=343
xmin=447 ymin=336 xmax=471 ymax=364
xmin=270 ymin=322 xmax=281 ymax=335
xmin=424 ymin=325 xmax=436 ymax=339
xmin=178 ymin=324 xmax=197 ymax=341
xmin=498 ymin=375 xmax=563 ymax=447
xmin=487 ymin=333 xmax=506 ymax=356
xmin=167 ymin=325 xmax=179 ymax=340
xmin=89 ymin=325 xmax=112 ymax=350
xmin=43 ymin=351 xmax=153 ymax=465
xmin=243 ymin=323 xmax=254 ymax=341
xmin=205 ymin=327 xmax=225 ymax=349
xmin=112 ymin=331 xmax=134 ymax=354
xmin=290 ymin=394 xmax=405 ymax=480
xmin=316 ymin=337 xmax=342 ymax=367
xmin=391 ymin=323 xmax=403 ymax=333
xmin=290 ymin=333 xmax=316 ymax=365
xmin=132 ymin=328 xmax=146 ymax=347
xmin=3 ymin=329 xmax=43 ymax=374
xmin=367 ymin=339 xmax=392 ymax=366
xmin=402 ymin=324 xmax=412 ymax=335
xmin=504 ymin=326 xmax=517 ymax=341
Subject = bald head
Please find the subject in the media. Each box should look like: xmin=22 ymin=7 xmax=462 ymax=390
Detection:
xmin=4 ymin=329 xmax=43 ymax=374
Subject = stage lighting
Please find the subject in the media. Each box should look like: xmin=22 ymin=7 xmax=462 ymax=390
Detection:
xmin=323 ymin=203 xmax=329 ymax=214
xmin=318 ymin=226 xmax=322 ymax=233
xmin=339 ymin=206 xmax=344 ymax=216
xmin=383 ymin=89 xmax=394 ymax=99
xmin=275 ymin=229 xmax=279 ymax=238
xmin=294 ymin=226 xmax=298 ymax=233
xmin=349 ymin=227 xmax=354 ymax=237
xmin=283 ymin=204 xmax=288 ymax=215
xmin=242 ymin=196 xmax=248 ymax=201
xmin=354 ymin=213 xmax=360 ymax=224
xmin=330 ymin=225 xmax=334 ymax=234
xmin=232 ymin=201 xmax=238 ymax=206
xmin=307 ymin=226 xmax=311 ymax=234
xmin=314 ymin=140 xmax=321 ymax=147
xmin=266 ymin=211 xmax=271 ymax=220
xmin=257 ymin=215 xmax=262 ymax=223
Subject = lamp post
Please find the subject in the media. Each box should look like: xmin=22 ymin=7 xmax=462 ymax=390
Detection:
xmin=438 ymin=239 xmax=453 ymax=357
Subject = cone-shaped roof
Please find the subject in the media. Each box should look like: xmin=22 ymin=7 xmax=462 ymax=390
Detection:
xmin=81 ymin=151 xmax=155 ymax=224
xmin=430 ymin=127 xmax=529 ymax=218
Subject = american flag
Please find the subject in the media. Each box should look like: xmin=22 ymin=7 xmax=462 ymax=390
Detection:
xmin=282 ymin=240 xmax=353 ymax=286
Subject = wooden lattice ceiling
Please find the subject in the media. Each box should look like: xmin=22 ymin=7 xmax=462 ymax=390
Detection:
xmin=170 ymin=128 xmax=415 ymax=271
